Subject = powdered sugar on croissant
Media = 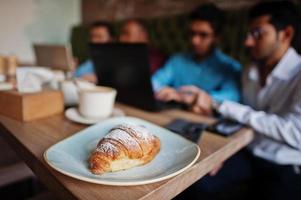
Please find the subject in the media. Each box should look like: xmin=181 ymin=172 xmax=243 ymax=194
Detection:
xmin=89 ymin=124 xmax=161 ymax=175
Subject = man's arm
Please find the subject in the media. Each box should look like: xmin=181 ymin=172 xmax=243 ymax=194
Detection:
xmin=151 ymin=56 xmax=185 ymax=102
xmin=74 ymin=60 xmax=94 ymax=77
xmin=151 ymin=57 xmax=176 ymax=92
xmin=218 ymin=100 xmax=301 ymax=150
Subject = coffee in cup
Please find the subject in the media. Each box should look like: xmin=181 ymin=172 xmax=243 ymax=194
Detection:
xmin=78 ymin=86 xmax=117 ymax=119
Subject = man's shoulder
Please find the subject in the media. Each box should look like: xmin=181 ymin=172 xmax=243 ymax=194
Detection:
xmin=168 ymin=52 xmax=193 ymax=63
xmin=215 ymin=49 xmax=241 ymax=71
xmin=79 ymin=59 xmax=93 ymax=67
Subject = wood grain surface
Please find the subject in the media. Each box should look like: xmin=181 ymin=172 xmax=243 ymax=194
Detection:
xmin=0 ymin=103 xmax=254 ymax=200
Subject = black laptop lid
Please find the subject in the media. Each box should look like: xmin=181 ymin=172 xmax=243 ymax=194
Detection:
xmin=90 ymin=43 xmax=158 ymax=111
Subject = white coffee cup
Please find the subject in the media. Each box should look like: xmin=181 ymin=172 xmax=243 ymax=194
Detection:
xmin=78 ymin=86 xmax=117 ymax=119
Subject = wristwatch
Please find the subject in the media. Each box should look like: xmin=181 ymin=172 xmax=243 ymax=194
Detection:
xmin=212 ymin=100 xmax=221 ymax=111
xmin=211 ymin=100 xmax=222 ymax=117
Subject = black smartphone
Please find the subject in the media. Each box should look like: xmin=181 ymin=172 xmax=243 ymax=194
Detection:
xmin=165 ymin=119 xmax=206 ymax=142
xmin=159 ymin=100 xmax=189 ymax=110
xmin=206 ymin=118 xmax=244 ymax=137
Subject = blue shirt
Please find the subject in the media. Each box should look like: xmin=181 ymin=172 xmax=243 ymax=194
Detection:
xmin=74 ymin=59 xmax=94 ymax=77
xmin=151 ymin=49 xmax=241 ymax=102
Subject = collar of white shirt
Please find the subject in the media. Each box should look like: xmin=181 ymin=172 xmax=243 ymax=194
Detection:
xmin=270 ymin=47 xmax=301 ymax=80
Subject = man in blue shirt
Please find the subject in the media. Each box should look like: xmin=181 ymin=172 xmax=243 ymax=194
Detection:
xmin=152 ymin=4 xmax=241 ymax=115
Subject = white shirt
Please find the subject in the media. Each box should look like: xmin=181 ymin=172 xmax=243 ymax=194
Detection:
xmin=218 ymin=48 xmax=301 ymax=165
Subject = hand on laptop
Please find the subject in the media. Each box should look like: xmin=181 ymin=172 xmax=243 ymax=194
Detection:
xmin=81 ymin=74 xmax=97 ymax=84
xmin=178 ymin=85 xmax=199 ymax=104
xmin=70 ymin=58 xmax=79 ymax=72
xmin=179 ymin=86 xmax=213 ymax=116
xmin=155 ymin=85 xmax=213 ymax=115
xmin=155 ymin=87 xmax=182 ymax=102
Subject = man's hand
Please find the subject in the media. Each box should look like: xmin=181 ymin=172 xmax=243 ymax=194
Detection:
xmin=81 ymin=74 xmax=97 ymax=84
xmin=70 ymin=57 xmax=79 ymax=73
xmin=192 ymin=89 xmax=213 ymax=116
xmin=178 ymin=85 xmax=200 ymax=105
xmin=155 ymin=87 xmax=182 ymax=102
xmin=179 ymin=85 xmax=213 ymax=116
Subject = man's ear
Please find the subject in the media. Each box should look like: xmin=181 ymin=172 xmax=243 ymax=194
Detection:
xmin=281 ymin=25 xmax=294 ymax=44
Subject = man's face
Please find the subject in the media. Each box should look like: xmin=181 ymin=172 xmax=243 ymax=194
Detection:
xmin=119 ymin=22 xmax=148 ymax=43
xmin=90 ymin=27 xmax=112 ymax=43
xmin=189 ymin=20 xmax=217 ymax=57
xmin=245 ymin=15 xmax=280 ymax=62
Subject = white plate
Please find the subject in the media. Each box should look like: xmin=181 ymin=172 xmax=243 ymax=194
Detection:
xmin=44 ymin=117 xmax=200 ymax=186
xmin=65 ymin=107 xmax=125 ymax=124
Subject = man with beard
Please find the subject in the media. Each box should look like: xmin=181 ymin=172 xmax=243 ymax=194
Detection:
xmin=179 ymin=1 xmax=301 ymax=200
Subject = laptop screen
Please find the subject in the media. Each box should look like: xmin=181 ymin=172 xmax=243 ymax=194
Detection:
xmin=33 ymin=44 xmax=73 ymax=71
xmin=90 ymin=43 xmax=158 ymax=111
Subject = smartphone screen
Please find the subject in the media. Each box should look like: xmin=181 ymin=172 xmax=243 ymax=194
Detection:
xmin=206 ymin=118 xmax=244 ymax=136
xmin=165 ymin=119 xmax=206 ymax=142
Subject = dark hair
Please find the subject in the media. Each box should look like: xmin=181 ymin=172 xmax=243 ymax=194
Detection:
xmin=89 ymin=21 xmax=115 ymax=37
xmin=189 ymin=3 xmax=224 ymax=35
xmin=249 ymin=1 xmax=299 ymax=47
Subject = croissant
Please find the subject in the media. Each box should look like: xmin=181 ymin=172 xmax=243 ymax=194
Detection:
xmin=89 ymin=124 xmax=161 ymax=175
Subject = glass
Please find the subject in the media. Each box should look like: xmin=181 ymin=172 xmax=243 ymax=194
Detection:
xmin=246 ymin=27 xmax=267 ymax=40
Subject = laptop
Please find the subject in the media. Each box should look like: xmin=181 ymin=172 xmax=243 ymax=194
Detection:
xmin=33 ymin=44 xmax=73 ymax=71
xmin=90 ymin=43 xmax=187 ymax=111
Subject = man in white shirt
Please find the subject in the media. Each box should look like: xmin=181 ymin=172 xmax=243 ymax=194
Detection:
xmin=177 ymin=1 xmax=301 ymax=200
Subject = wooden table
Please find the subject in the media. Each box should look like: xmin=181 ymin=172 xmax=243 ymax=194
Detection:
xmin=0 ymin=103 xmax=253 ymax=200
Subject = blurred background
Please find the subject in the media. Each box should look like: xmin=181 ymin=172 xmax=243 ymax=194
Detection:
xmin=0 ymin=0 xmax=300 ymax=199
xmin=0 ymin=0 xmax=271 ymax=65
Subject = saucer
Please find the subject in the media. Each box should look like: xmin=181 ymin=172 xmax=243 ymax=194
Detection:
xmin=65 ymin=107 xmax=125 ymax=125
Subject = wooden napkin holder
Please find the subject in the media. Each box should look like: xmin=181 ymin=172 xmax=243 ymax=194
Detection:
xmin=0 ymin=89 xmax=64 ymax=122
